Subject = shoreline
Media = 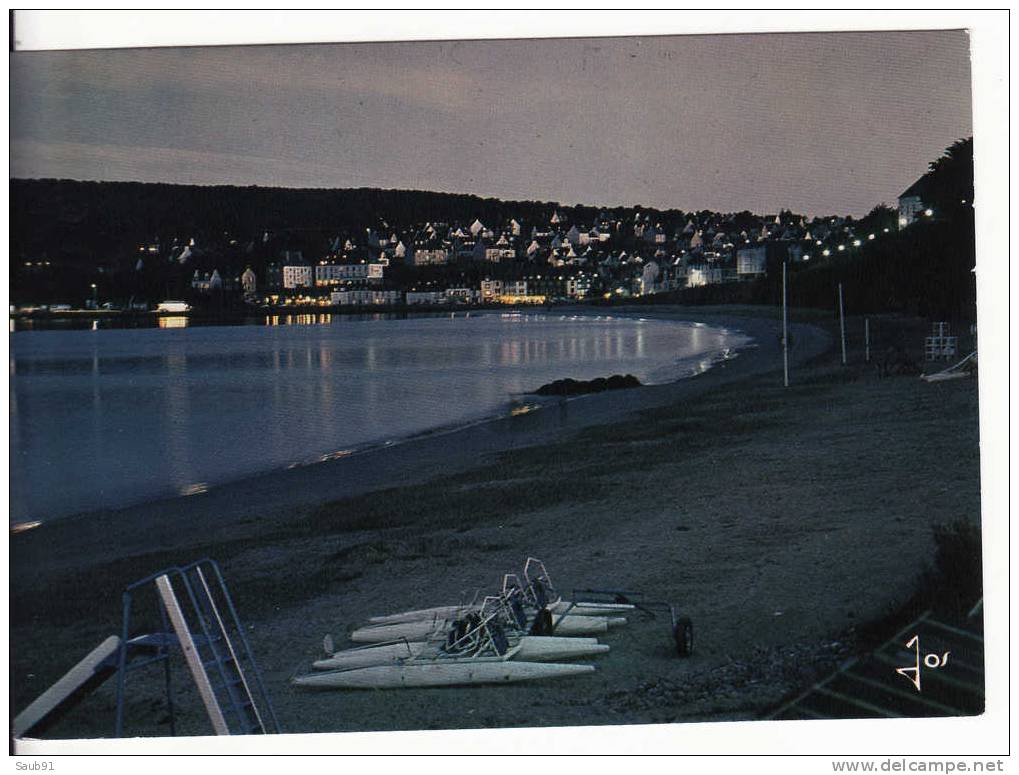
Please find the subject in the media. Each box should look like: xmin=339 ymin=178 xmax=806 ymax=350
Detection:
xmin=9 ymin=309 xmax=749 ymax=527
xmin=10 ymin=307 xmax=828 ymax=572
xmin=10 ymin=304 xmax=982 ymax=741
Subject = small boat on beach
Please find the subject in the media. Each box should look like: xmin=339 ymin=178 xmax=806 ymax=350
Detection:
xmin=367 ymin=599 xmax=634 ymax=625
xmin=365 ymin=557 xmax=636 ymax=629
xmin=314 ymin=635 xmax=608 ymax=671
xmin=294 ymin=660 xmax=595 ymax=690
xmin=350 ymin=611 xmax=625 ymax=643
xmin=294 ymin=556 xmax=693 ymax=692
xmin=296 ymin=606 xmax=602 ymax=690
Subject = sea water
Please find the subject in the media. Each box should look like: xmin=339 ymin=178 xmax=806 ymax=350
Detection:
xmin=9 ymin=312 xmax=749 ymax=522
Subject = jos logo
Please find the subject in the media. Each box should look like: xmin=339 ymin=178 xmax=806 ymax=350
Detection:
xmin=895 ymin=634 xmax=950 ymax=692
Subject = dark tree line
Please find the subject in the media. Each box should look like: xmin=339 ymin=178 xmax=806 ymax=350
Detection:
xmin=8 ymin=179 xmax=697 ymax=304
xmin=664 ymin=138 xmax=977 ymax=321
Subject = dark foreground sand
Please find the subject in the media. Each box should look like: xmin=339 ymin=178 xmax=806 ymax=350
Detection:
xmin=9 ymin=306 xmax=982 ymax=745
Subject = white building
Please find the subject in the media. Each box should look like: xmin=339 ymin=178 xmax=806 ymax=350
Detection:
xmin=192 ymin=269 xmax=223 ymax=292
xmin=566 ymin=275 xmax=593 ymax=299
xmin=686 ymin=265 xmax=724 ymax=288
xmin=330 ymin=289 xmax=401 ymax=306
xmin=480 ymin=279 xmax=504 ymax=300
xmin=241 ymin=267 xmax=257 ymax=294
xmin=485 ymin=247 xmax=516 ymax=262
xmin=503 ymin=280 xmax=528 ymax=297
xmin=406 ymin=291 xmax=446 ymax=305
xmin=445 ymin=288 xmax=481 ymax=304
xmin=283 ymin=265 xmax=313 ymax=289
xmin=639 ymin=261 xmax=661 ymax=295
xmin=413 ymin=249 xmax=449 ymax=266
xmin=736 ymin=246 xmax=768 ymax=279
xmin=898 ymin=178 xmax=928 ymax=227
xmin=314 ymin=263 xmax=385 ymax=286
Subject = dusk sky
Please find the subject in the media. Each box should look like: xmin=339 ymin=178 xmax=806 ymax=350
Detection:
xmin=11 ymin=29 xmax=972 ymax=217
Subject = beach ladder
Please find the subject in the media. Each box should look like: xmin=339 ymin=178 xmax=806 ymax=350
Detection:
xmin=114 ymin=559 xmax=280 ymax=737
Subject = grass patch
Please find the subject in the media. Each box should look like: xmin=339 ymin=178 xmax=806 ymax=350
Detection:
xmin=856 ymin=518 xmax=983 ymax=648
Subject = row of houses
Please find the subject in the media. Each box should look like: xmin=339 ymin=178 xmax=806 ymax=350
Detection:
xmin=289 ymin=277 xmax=595 ymax=307
xmin=281 ymin=261 xmax=387 ymax=289
xmin=177 ymin=192 xmax=919 ymax=307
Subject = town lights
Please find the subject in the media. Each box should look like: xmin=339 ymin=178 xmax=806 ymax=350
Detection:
xmin=852 ymin=239 xmax=861 ymax=247
xmin=868 ymin=234 xmax=875 ymax=240
xmin=924 ymin=208 xmax=934 ymax=217
xmin=822 ymin=249 xmax=831 ymax=257
xmin=837 ymin=245 xmax=845 ymax=251
xmin=803 ymin=254 xmax=810 ymax=261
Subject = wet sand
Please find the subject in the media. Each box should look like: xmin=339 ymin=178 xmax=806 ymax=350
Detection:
xmin=9 ymin=305 xmax=982 ymax=746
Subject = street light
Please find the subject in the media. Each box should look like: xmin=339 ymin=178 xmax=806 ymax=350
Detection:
xmin=90 ymin=283 xmax=98 ymax=308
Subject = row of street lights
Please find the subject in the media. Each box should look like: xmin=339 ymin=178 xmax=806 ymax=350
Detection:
xmin=808 ymin=226 xmax=894 ymax=260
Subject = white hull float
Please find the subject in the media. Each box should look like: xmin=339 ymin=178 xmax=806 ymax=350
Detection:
xmin=350 ymin=614 xmax=626 ymax=644
xmin=313 ymin=636 xmax=609 ymax=671
xmin=294 ymin=660 xmax=595 ymax=690
xmin=367 ymin=599 xmax=634 ymax=625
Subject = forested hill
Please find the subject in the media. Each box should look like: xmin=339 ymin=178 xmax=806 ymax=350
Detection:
xmin=10 ymin=178 xmax=655 ymax=260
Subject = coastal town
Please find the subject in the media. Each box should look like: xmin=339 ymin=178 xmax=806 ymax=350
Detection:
xmin=9 ymin=13 xmax=999 ymax=758
xmin=14 ymin=182 xmax=936 ymax=315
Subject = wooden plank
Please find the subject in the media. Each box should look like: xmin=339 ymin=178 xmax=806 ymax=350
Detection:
xmin=12 ymin=636 xmax=121 ymax=738
xmin=156 ymin=574 xmax=230 ymax=735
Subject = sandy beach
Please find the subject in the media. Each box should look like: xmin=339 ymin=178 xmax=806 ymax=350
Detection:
xmin=9 ymin=305 xmax=981 ymax=743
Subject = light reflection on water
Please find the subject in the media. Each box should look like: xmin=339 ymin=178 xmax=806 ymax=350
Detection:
xmin=9 ymin=314 xmax=749 ymax=522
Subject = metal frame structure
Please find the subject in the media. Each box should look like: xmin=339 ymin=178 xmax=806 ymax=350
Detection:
xmin=513 ymin=557 xmax=692 ymax=655
xmin=925 ymin=321 xmax=959 ymax=361
xmin=113 ymin=558 xmax=281 ymax=737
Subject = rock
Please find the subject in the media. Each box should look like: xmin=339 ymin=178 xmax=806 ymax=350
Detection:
xmin=531 ymin=374 xmax=642 ymax=396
